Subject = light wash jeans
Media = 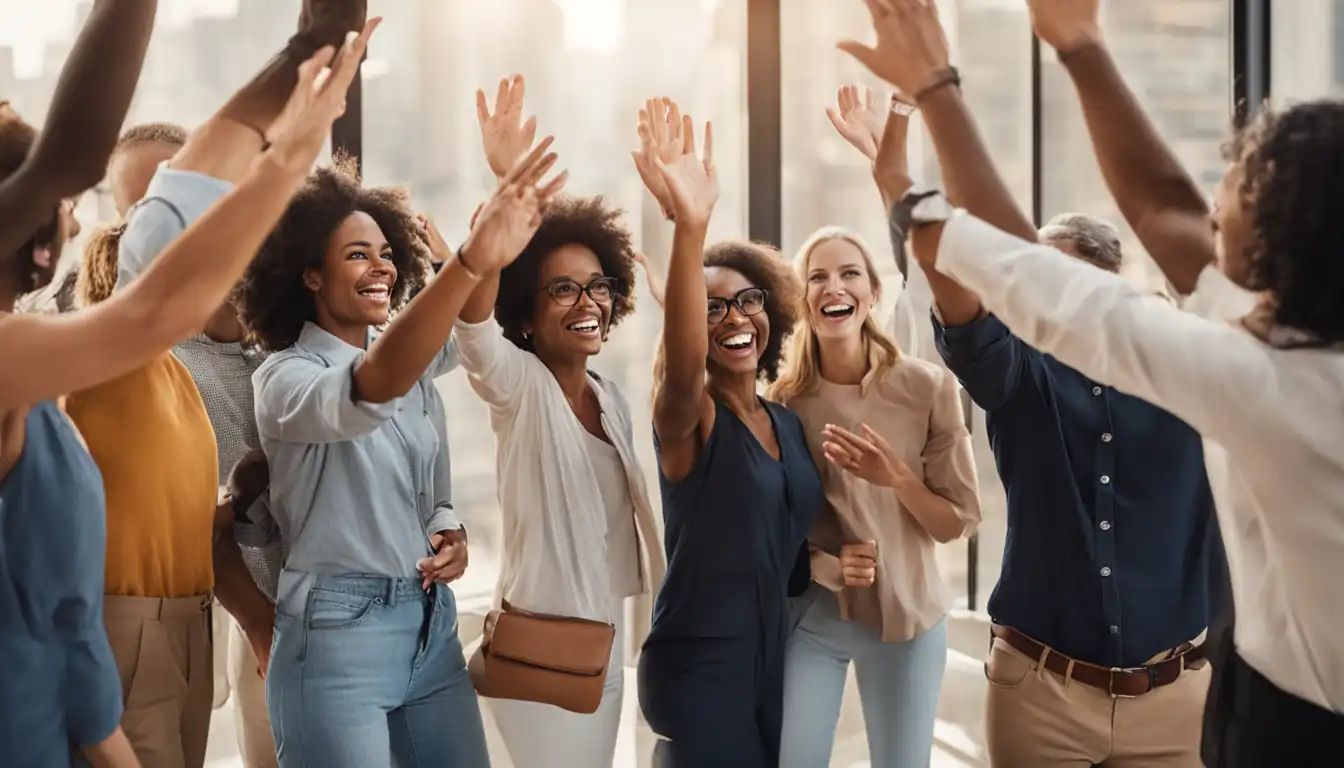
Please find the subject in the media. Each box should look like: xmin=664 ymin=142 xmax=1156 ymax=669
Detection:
xmin=780 ymin=583 xmax=948 ymax=768
xmin=267 ymin=572 xmax=489 ymax=768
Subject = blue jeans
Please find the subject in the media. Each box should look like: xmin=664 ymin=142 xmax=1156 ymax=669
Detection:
xmin=780 ymin=584 xmax=948 ymax=768
xmin=267 ymin=572 xmax=488 ymax=768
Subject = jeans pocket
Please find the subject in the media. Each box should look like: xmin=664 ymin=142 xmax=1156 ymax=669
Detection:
xmin=305 ymin=589 xmax=377 ymax=631
xmin=983 ymin=637 xmax=1033 ymax=689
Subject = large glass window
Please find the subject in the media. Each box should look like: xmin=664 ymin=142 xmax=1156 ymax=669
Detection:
xmin=1272 ymin=0 xmax=1344 ymax=101
xmin=362 ymin=0 xmax=749 ymax=611
xmin=1040 ymin=0 xmax=1231 ymax=293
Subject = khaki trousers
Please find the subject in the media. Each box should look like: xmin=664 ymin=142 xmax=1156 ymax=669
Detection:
xmin=104 ymin=594 xmax=213 ymax=768
xmin=227 ymin=617 xmax=278 ymax=768
xmin=984 ymin=634 xmax=1210 ymax=767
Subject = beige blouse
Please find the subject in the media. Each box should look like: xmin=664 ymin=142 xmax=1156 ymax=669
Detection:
xmin=785 ymin=356 xmax=981 ymax=642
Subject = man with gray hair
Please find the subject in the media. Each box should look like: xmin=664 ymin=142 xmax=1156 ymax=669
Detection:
xmin=1039 ymin=212 xmax=1124 ymax=272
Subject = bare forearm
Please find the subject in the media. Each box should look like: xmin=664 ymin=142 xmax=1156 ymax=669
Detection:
xmin=357 ymin=258 xmax=484 ymax=403
xmin=459 ymin=273 xmax=500 ymax=325
xmin=0 ymin=0 xmax=157 ymax=256
xmin=892 ymin=476 xmax=966 ymax=543
xmin=212 ymin=534 xmax=273 ymax=637
xmin=657 ymin=220 xmax=711 ymax=403
xmin=921 ymin=87 xmax=1035 ymax=241
xmin=1061 ymin=42 xmax=1214 ymax=292
xmin=80 ymin=727 xmax=141 ymax=768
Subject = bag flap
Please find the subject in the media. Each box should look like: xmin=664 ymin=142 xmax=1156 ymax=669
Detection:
xmin=486 ymin=611 xmax=614 ymax=676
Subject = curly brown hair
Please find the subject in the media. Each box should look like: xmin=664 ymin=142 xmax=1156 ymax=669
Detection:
xmin=495 ymin=195 xmax=637 ymax=350
xmin=116 ymin=122 xmax=188 ymax=152
xmin=235 ymin=155 xmax=431 ymax=352
xmin=1229 ymin=101 xmax=1344 ymax=342
xmin=0 ymin=104 xmax=45 ymax=292
xmin=704 ymin=240 xmax=802 ymax=382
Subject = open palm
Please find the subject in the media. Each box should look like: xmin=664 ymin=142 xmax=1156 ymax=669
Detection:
xmin=654 ymin=117 xmax=718 ymax=227
xmin=826 ymin=84 xmax=884 ymax=160
xmin=464 ymin=138 xmax=568 ymax=274
xmin=477 ymin=74 xmax=538 ymax=179
xmin=632 ymin=97 xmax=685 ymax=219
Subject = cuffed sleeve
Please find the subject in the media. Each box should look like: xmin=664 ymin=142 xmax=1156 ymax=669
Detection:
xmin=116 ymin=164 xmax=234 ymax=289
xmin=810 ymin=547 xmax=846 ymax=593
xmin=935 ymin=210 xmax=1271 ymax=446
xmin=253 ymin=354 xmax=397 ymax=444
xmin=932 ymin=308 xmax=1030 ymax=412
xmin=453 ymin=315 xmax=529 ymax=406
xmin=923 ymin=367 xmax=982 ymax=536
xmin=426 ymin=504 xmax=464 ymax=537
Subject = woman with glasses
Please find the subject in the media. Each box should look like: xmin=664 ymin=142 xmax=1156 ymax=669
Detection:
xmin=451 ymin=77 xmax=665 ymax=767
xmin=633 ymin=99 xmax=823 ymax=767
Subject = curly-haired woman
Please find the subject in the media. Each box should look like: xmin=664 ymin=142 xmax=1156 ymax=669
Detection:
xmin=447 ymin=76 xmax=666 ymax=768
xmin=236 ymin=140 xmax=565 ymax=766
xmin=632 ymin=99 xmax=823 ymax=767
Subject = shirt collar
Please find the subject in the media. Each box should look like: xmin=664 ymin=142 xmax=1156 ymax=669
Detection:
xmin=295 ymin=321 xmax=375 ymax=364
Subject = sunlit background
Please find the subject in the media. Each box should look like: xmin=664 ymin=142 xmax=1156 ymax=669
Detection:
xmin=3 ymin=1 xmax=1341 ymax=765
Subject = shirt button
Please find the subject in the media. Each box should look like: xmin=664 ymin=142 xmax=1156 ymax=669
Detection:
xmin=1092 ymin=386 xmax=1103 ymax=396
xmin=1100 ymin=475 xmax=1111 ymax=485
xmin=1100 ymin=520 xmax=1112 ymax=531
xmin=1100 ymin=566 xmax=1112 ymax=577
xmin=1101 ymin=433 xmax=1113 ymax=442
xmin=1109 ymin=625 xmax=1120 ymax=635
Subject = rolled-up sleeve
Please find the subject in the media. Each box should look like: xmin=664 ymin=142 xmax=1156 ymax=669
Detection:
xmin=810 ymin=547 xmax=846 ymax=593
xmin=425 ymin=503 xmax=463 ymax=537
xmin=116 ymin=164 xmax=234 ymax=289
xmin=923 ymin=367 xmax=982 ymax=536
xmin=932 ymin=309 xmax=1030 ymax=412
xmin=253 ymin=354 xmax=398 ymax=444
xmin=453 ymin=316 xmax=529 ymax=406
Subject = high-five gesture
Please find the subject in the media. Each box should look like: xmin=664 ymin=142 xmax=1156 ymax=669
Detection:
xmin=1026 ymin=0 xmax=1102 ymax=54
xmin=269 ymin=18 xmax=381 ymax=173
xmin=477 ymin=74 xmax=539 ymax=179
xmin=827 ymin=85 xmax=885 ymax=161
xmin=838 ymin=0 xmax=951 ymax=99
xmin=633 ymin=97 xmax=685 ymax=219
xmin=461 ymin=138 xmax=568 ymax=275
xmin=651 ymin=116 xmax=718 ymax=228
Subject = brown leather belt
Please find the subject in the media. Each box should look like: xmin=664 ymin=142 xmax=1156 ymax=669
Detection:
xmin=992 ymin=624 xmax=1207 ymax=698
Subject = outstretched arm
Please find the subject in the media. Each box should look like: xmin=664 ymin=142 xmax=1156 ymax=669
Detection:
xmin=645 ymin=109 xmax=718 ymax=479
xmin=0 ymin=0 xmax=157 ymax=259
xmin=0 ymin=30 xmax=370 ymax=412
xmin=1029 ymin=0 xmax=1214 ymax=293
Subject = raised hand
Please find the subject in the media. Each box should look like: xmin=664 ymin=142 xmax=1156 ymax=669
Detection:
xmin=268 ymin=18 xmax=381 ymax=173
xmin=822 ymin=423 xmax=915 ymax=489
xmin=460 ymin=137 xmax=568 ymax=275
xmin=653 ymin=115 xmax=718 ymax=228
xmin=416 ymin=214 xmax=453 ymax=264
xmin=839 ymin=541 xmax=878 ymax=588
xmin=632 ymin=97 xmax=685 ymax=219
xmin=827 ymin=85 xmax=884 ymax=160
xmin=477 ymin=74 xmax=539 ymax=179
xmin=1026 ymin=0 xmax=1102 ymax=54
xmin=837 ymin=0 xmax=951 ymax=99
xmin=632 ymin=251 xmax=666 ymax=308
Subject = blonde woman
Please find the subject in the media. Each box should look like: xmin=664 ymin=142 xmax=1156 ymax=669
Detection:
xmin=768 ymin=88 xmax=980 ymax=767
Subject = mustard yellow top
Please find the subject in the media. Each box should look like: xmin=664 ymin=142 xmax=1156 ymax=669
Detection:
xmin=67 ymin=352 xmax=218 ymax=597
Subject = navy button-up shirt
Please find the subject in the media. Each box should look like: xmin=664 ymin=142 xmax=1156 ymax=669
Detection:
xmin=934 ymin=312 xmax=1214 ymax=667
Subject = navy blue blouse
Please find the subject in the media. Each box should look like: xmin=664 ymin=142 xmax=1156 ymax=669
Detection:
xmin=1 ymin=402 xmax=122 ymax=764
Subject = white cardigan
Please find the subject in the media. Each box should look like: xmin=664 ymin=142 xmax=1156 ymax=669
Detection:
xmin=453 ymin=316 xmax=666 ymax=623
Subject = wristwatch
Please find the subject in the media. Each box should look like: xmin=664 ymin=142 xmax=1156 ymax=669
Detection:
xmin=888 ymin=186 xmax=954 ymax=244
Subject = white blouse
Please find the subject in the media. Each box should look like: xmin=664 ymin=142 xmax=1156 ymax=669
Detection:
xmin=935 ymin=210 xmax=1344 ymax=714
xmin=452 ymin=315 xmax=666 ymax=623
xmin=583 ymin=430 xmax=642 ymax=599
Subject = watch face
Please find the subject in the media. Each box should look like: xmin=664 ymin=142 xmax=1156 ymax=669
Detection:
xmin=911 ymin=192 xmax=954 ymax=223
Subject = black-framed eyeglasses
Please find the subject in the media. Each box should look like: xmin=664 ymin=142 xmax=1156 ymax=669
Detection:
xmin=540 ymin=277 xmax=620 ymax=307
xmin=707 ymin=287 xmax=768 ymax=326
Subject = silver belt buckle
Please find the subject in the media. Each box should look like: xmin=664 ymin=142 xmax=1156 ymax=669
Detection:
xmin=1108 ymin=665 xmax=1154 ymax=698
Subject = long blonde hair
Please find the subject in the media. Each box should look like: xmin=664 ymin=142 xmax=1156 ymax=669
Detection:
xmin=768 ymin=226 xmax=901 ymax=404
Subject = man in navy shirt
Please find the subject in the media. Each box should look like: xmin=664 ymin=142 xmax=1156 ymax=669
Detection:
xmin=837 ymin=8 xmax=1218 ymax=765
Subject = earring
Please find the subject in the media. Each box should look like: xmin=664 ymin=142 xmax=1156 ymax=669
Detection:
xmin=522 ymin=331 xmax=531 ymax=340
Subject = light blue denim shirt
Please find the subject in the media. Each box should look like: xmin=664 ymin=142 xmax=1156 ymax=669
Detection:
xmin=253 ymin=321 xmax=462 ymax=582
